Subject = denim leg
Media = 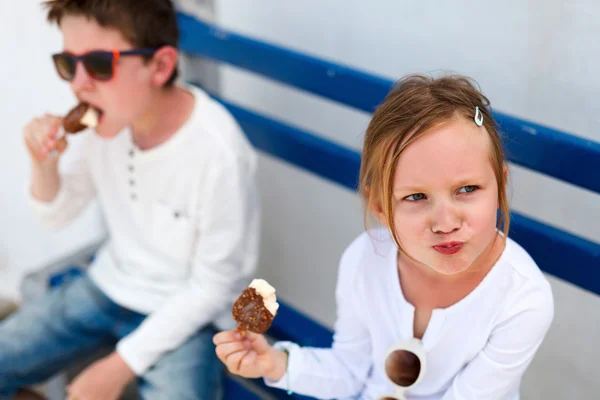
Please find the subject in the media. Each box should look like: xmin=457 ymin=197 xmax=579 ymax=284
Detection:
xmin=137 ymin=325 xmax=224 ymax=400
xmin=0 ymin=275 xmax=116 ymax=399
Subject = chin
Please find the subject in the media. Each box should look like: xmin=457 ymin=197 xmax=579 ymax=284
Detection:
xmin=94 ymin=123 xmax=123 ymax=139
xmin=432 ymin=263 xmax=471 ymax=276
xmin=429 ymin=255 xmax=474 ymax=276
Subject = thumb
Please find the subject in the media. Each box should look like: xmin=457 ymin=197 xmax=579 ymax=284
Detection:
xmin=47 ymin=116 xmax=64 ymax=139
xmin=55 ymin=136 xmax=68 ymax=154
xmin=247 ymin=332 xmax=271 ymax=354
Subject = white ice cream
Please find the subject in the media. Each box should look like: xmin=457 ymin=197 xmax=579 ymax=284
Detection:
xmin=80 ymin=107 xmax=99 ymax=128
xmin=249 ymin=279 xmax=279 ymax=316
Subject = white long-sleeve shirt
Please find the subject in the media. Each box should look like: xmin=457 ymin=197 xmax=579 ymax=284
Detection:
xmin=29 ymin=85 xmax=260 ymax=375
xmin=267 ymin=230 xmax=554 ymax=400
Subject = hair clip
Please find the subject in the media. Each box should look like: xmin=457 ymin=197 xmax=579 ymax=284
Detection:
xmin=474 ymin=106 xmax=483 ymax=127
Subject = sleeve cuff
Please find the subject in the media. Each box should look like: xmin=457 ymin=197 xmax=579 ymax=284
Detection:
xmin=264 ymin=341 xmax=301 ymax=391
xmin=26 ymin=181 xmax=70 ymax=220
xmin=116 ymin=337 xmax=151 ymax=376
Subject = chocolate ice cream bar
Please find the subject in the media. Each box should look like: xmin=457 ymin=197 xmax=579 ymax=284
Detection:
xmin=63 ymin=103 xmax=99 ymax=133
xmin=232 ymin=279 xmax=279 ymax=334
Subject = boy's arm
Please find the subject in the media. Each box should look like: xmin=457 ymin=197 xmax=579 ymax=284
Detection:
xmin=30 ymin=158 xmax=60 ymax=202
xmin=442 ymin=286 xmax=554 ymax=400
xmin=116 ymin=153 xmax=260 ymax=375
xmin=28 ymin=134 xmax=96 ymax=229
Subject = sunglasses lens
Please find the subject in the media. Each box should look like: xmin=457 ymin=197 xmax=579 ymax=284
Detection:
xmin=52 ymin=54 xmax=75 ymax=81
xmin=385 ymin=349 xmax=421 ymax=387
xmin=84 ymin=52 xmax=113 ymax=81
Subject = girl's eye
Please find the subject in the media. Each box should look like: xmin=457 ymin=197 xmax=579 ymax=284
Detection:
xmin=404 ymin=193 xmax=426 ymax=201
xmin=458 ymin=185 xmax=478 ymax=194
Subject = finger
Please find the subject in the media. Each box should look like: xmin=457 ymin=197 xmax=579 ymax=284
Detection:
xmin=24 ymin=129 xmax=46 ymax=160
xmin=213 ymin=331 xmax=239 ymax=345
xmin=216 ymin=340 xmax=248 ymax=361
xmin=65 ymin=387 xmax=78 ymax=400
xmin=225 ymin=348 xmax=250 ymax=373
xmin=236 ymin=349 xmax=250 ymax=372
xmin=23 ymin=128 xmax=38 ymax=152
xmin=32 ymin=123 xmax=50 ymax=152
xmin=55 ymin=136 xmax=68 ymax=153
xmin=48 ymin=118 xmax=63 ymax=139
xmin=44 ymin=117 xmax=62 ymax=140
xmin=240 ymin=350 xmax=257 ymax=369
xmin=247 ymin=332 xmax=271 ymax=354
xmin=43 ymin=138 xmax=56 ymax=153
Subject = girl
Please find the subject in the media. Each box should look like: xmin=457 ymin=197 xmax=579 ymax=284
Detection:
xmin=213 ymin=74 xmax=554 ymax=399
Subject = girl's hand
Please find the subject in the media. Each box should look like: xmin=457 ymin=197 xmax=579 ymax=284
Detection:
xmin=213 ymin=330 xmax=288 ymax=381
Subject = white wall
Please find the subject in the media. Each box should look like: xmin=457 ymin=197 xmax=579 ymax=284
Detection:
xmin=0 ymin=2 xmax=105 ymax=301
xmin=216 ymin=1 xmax=600 ymax=399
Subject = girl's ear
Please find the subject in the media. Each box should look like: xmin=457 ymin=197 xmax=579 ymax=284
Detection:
xmin=499 ymin=163 xmax=508 ymax=208
xmin=372 ymin=199 xmax=389 ymax=228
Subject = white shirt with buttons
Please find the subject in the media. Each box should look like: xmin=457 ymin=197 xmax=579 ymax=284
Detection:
xmin=266 ymin=230 xmax=554 ymax=400
xmin=29 ymin=85 xmax=260 ymax=375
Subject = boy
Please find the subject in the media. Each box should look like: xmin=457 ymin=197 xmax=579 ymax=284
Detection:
xmin=2 ymin=0 xmax=259 ymax=399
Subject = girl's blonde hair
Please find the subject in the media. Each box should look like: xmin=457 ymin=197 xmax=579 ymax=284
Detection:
xmin=359 ymin=74 xmax=509 ymax=247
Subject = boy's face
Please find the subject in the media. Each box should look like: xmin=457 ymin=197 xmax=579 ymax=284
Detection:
xmin=390 ymin=116 xmax=500 ymax=276
xmin=60 ymin=15 xmax=156 ymax=138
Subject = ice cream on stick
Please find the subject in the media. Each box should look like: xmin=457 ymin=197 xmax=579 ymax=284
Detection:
xmin=232 ymin=279 xmax=279 ymax=334
xmin=63 ymin=103 xmax=99 ymax=134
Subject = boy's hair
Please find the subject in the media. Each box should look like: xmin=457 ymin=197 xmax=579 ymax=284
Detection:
xmin=359 ymin=74 xmax=510 ymax=247
xmin=43 ymin=0 xmax=179 ymax=86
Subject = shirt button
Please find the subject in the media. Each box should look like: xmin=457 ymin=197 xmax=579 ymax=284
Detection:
xmin=129 ymin=179 xmax=135 ymax=186
xmin=128 ymin=165 xmax=134 ymax=172
xmin=129 ymin=149 xmax=135 ymax=157
xmin=131 ymin=193 xmax=137 ymax=201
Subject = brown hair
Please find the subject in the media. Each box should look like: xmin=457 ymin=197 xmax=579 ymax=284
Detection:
xmin=43 ymin=0 xmax=179 ymax=86
xmin=359 ymin=74 xmax=509 ymax=247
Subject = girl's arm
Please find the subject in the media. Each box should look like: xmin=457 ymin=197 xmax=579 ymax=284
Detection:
xmin=216 ymin=240 xmax=373 ymax=399
xmin=443 ymin=285 xmax=554 ymax=399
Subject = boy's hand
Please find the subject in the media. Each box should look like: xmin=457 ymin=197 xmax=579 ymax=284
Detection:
xmin=23 ymin=114 xmax=67 ymax=163
xmin=213 ymin=330 xmax=288 ymax=381
xmin=66 ymin=352 xmax=135 ymax=400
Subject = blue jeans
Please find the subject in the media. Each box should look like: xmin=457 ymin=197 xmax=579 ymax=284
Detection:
xmin=0 ymin=274 xmax=223 ymax=400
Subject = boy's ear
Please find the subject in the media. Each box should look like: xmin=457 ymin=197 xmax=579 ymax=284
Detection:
xmin=150 ymin=46 xmax=178 ymax=87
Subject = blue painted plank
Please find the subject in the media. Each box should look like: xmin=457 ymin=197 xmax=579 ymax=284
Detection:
xmin=220 ymin=98 xmax=361 ymax=191
xmin=251 ymin=375 xmax=320 ymax=400
xmin=509 ymin=212 xmax=600 ymax=296
xmin=270 ymin=302 xmax=333 ymax=348
xmin=178 ymin=13 xmax=390 ymax=114
xmin=223 ymin=375 xmax=262 ymax=400
xmin=496 ymin=113 xmax=600 ymax=196
xmin=179 ymin=14 xmax=600 ymax=194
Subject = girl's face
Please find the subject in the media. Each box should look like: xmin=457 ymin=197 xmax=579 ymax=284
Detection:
xmin=390 ymin=115 xmax=501 ymax=275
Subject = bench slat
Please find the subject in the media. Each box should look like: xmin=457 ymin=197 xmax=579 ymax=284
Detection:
xmin=223 ymin=375 xmax=263 ymax=400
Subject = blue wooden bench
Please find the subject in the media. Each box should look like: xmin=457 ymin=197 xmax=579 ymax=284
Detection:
xmin=47 ymin=12 xmax=600 ymax=400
